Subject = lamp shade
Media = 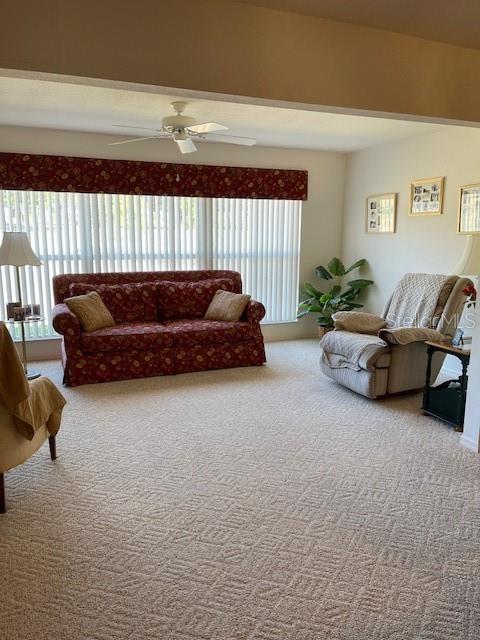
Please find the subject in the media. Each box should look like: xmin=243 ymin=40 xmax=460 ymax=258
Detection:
xmin=0 ymin=232 xmax=42 ymax=266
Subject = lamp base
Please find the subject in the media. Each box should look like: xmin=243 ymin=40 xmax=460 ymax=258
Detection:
xmin=26 ymin=370 xmax=41 ymax=381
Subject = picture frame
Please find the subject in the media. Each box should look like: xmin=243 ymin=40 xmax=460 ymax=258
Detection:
xmin=410 ymin=177 xmax=445 ymax=216
xmin=458 ymin=182 xmax=480 ymax=234
xmin=452 ymin=328 xmax=464 ymax=347
xmin=365 ymin=193 xmax=397 ymax=234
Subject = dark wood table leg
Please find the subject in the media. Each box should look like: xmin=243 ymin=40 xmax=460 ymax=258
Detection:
xmin=48 ymin=435 xmax=57 ymax=461
xmin=0 ymin=473 xmax=5 ymax=514
xmin=456 ymin=360 xmax=469 ymax=432
xmin=423 ymin=345 xmax=433 ymax=412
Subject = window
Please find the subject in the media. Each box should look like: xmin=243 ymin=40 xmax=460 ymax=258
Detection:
xmin=0 ymin=190 xmax=302 ymax=338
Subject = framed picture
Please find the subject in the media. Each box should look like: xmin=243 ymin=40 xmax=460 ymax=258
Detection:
xmin=452 ymin=328 xmax=464 ymax=347
xmin=410 ymin=177 xmax=445 ymax=216
xmin=458 ymin=183 xmax=480 ymax=234
xmin=365 ymin=193 xmax=397 ymax=233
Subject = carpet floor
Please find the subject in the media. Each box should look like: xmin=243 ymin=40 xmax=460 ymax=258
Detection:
xmin=1 ymin=340 xmax=479 ymax=640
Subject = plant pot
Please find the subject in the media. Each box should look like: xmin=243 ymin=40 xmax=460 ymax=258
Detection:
xmin=318 ymin=325 xmax=334 ymax=339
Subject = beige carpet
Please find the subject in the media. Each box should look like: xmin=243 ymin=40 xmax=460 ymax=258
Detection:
xmin=1 ymin=340 xmax=479 ymax=640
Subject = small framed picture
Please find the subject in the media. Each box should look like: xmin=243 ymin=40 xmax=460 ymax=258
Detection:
xmin=452 ymin=328 xmax=464 ymax=347
xmin=13 ymin=307 xmax=26 ymax=321
xmin=458 ymin=183 xmax=480 ymax=234
xmin=6 ymin=301 xmax=20 ymax=320
xmin=365 ymin=193 xmax=397 ymax=233
xmin=410 ymin=177 xmax=445 ymax=216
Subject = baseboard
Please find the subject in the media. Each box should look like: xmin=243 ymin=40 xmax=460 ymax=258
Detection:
xmin=460 ymin=434 xmax=479 ymax=452
xmin=15 ymin=337 xmax=62 ymax=362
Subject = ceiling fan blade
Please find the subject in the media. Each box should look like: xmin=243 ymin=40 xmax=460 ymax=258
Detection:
xmin=176 ymin=137 xmax=197 ymax=154
xmin=188 ymin=122 xmax=228 ymax=134
xmin=204 ymin=133 xmax=256 ymax=146
xmin=113 ymin=124 xmax=162 ymax=132
xmin=109 ymin=136 xmax=162 ymax=146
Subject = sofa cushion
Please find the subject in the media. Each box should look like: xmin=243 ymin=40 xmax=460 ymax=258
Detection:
xmin=204 ymin=290 xmax=251 ymax=322
xmin=80 ymin=321 xmax=173 ymax=353
xmin=162 ymin=318 xmax=253 ymax=347
xmin=332 ymin=311 xmax=387 ymax=334
xmin=69 ymin=282 xmax=158 ymax=323
xmin=65 ymin=291 xmax=116 ymax=332
xmin=156 ymin=278 xmax=234 ymax=320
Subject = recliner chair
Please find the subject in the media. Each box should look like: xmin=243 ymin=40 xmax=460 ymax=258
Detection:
xmin=320 ymin=273 xmax=472 ymax=399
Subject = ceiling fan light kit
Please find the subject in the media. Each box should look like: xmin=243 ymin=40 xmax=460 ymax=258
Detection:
xmin=110 ymin=101 xmax=256 ymax=154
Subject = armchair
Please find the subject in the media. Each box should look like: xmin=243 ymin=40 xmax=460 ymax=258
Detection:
xmin=320 ymin=273 xmax=473 ymax=399
xmin=0 ymin=322 xmax=66 ymax=512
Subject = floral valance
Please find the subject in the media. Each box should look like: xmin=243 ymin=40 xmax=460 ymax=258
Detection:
xmin=0 ymin=153 xmax=308 ymax=200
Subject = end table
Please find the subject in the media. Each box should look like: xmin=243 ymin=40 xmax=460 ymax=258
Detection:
xmin=4 ymin=316 xmax=44 ymax=380
xmin=422 ymin=340 xmax=470 ymax=432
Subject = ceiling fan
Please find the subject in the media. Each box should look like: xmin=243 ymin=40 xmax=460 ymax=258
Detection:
xmin=110 ymin=101 xmax=256 ymax=154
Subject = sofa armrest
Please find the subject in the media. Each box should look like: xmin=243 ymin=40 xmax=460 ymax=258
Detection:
xmin=244 ymin=300 xmax=266 ymax=324
xmin=52 ymin=303 xmax=82 ymax=352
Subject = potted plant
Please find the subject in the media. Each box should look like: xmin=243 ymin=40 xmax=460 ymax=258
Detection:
xmin=297 ymin=257 xmax=373 ymax=338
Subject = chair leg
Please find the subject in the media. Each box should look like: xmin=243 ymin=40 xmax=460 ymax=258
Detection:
xmin=0 ymin=473 xmax=5 ymax=514
xmin=48 ymin=435 xmax=57 ymax=461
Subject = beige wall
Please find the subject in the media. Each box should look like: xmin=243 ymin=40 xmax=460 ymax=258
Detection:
xmin=341 ymin=127 xmax=480 ymax=314
xmin=0 ymin=125 xmax=346 ymax=345
xmin=342 ymin=126 xmax=480 ymax=451
xmin=2 ymin=0 xmax=480 ymax=124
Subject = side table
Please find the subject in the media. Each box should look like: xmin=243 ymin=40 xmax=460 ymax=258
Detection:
xmin=422 ymin=340 xmax=470 ymax=432
xmin=4 ymin=316 xmax=44 ymax=380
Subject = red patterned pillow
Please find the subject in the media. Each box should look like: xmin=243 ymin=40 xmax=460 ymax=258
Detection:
xmin=156 ymin=278 xmax=235 ymax=320
xmin=69 ymin=282 xmax=158 ymax=323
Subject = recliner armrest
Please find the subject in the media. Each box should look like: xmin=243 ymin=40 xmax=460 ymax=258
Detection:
xmin=378 ymin=326 xmax=444 ymax=345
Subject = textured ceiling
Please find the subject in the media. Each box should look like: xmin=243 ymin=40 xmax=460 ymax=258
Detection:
xmin=0 ymin=76 xmax=443 ymax=153
xmin=236 ymin=0 xmax=480 ymax=50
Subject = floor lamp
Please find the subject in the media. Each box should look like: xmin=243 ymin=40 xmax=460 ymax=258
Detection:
xmin=0 ymin=231 xmax=42 ymax=379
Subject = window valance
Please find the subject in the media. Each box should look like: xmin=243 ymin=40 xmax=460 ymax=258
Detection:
xmin=0 ymin=153 xmax=308 ymax=200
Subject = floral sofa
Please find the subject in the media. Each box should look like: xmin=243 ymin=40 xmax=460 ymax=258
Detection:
xmin=52 ymin=270 xmax=266 ymax=386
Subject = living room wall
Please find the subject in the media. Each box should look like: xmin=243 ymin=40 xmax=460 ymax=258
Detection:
xmin=3 ymin=0 xmax=480 ymax=124
xmin=341 ymin=126 xmax=480 ymax=315
xmin=0 ymin=124 xmax=346 ymax=352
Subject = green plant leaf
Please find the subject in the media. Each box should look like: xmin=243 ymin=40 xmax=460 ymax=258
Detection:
xmin=347 ymin=278 xmax=373 ymax=289
xmin=297 ymin=299 xmax=314 ymax=309
xmin=303 ymin=282 xmax=324 ymax=298
xmin=330 ymin=284 xmax=342 ymax=297
xmin=341 ymin=289 xmax=358 ymax=300
xmin=315 ymin=265 xmax=332 ymax=280
xmin=303 ymin=304 xmax=325 ymax=313
xmin=319 ymin=293 xmax=332 ymax=304
xmin=327 ymin=257 xmax=346 ymax=276
xmin=344 ymin=258 xmax=367 ymax=274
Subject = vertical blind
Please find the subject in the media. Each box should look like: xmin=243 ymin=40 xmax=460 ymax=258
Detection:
xmin=0 ymin=190 xmax=302 ymax=338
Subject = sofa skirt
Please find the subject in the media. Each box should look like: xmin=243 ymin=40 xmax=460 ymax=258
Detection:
xmin=63 ymin=338 xmax=266 ymax=386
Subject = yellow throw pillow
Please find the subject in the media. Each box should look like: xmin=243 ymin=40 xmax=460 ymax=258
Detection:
xmin=204 ymin=290 xmax=251 ymax=322
xmin=65 ymin=291 xmax=115 ymax=332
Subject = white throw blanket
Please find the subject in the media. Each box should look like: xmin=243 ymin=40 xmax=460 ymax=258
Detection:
xmin=385 ymin=273 xmax=455 ymax=328
xmin=321 ymin=331 xmax=388 ymax=371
